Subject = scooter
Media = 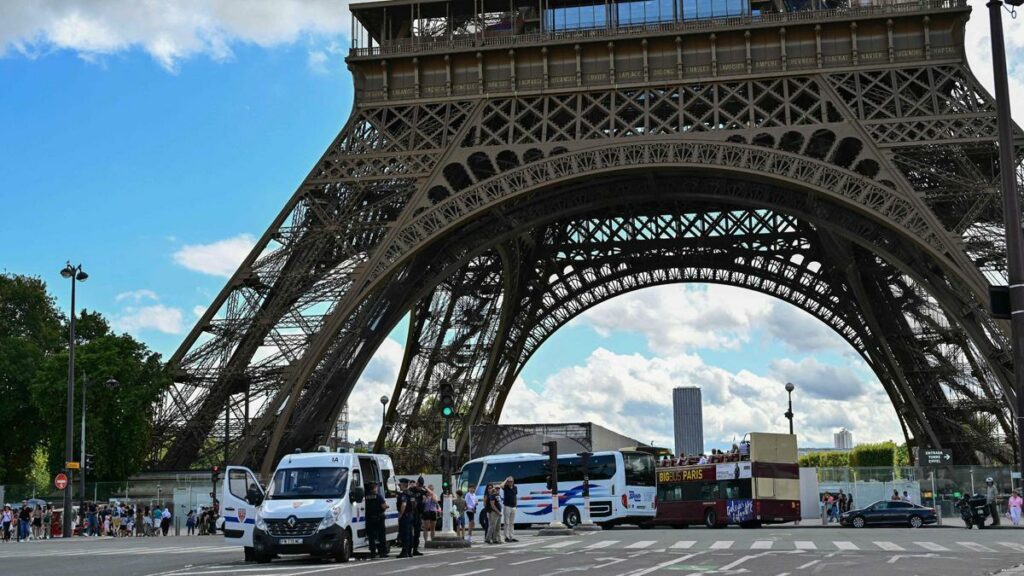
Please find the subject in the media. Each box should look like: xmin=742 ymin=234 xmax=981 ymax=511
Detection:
xmin=957 ymin=494 xmax=988 ymax=529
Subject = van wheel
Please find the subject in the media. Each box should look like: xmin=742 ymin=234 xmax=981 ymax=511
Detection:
xmin=336 ymin=530 xmax=352 ymax=563
xmin=704 ymin=509 xmax=718 ymax=529
xmin=563 ymin=506 xmax=581 ymax=528
xmin=253 ymin=550 xmax=272 ymax=564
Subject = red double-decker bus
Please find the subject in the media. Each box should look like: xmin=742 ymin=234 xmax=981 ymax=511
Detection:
xmin=654 ymin=432 xmax=800 ymax=528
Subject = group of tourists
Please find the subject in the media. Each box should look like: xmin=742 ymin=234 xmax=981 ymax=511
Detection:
xmin=821 ymin=490 xmax=854 ymax=523
xmin=185 ymin=507 xmax=219 ymax=535
xmin=1 ymin=502 xmax=53 ymax=542
xmin=79 ymin=502 xmax=172 ymax=537
xmin=660 ymin=442 xmax=751 ymax=467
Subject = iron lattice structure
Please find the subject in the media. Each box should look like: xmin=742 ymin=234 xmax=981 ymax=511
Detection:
xmin=152 ymin=0 xmax=1024 ymax=476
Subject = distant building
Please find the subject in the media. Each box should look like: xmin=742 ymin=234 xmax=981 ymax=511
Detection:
xmin=469 ymin=422 xmax=648 ymax=459
xmin=834 ymin=428 xmax=853 ymax=450
xmin=673 ymin=387 xmax=704 ymax=456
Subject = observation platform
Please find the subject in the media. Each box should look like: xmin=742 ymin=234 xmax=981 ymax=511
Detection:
xmin=347 ymin=0 xmax=969 ymax=103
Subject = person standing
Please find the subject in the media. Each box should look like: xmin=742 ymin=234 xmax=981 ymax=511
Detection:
xmin=18 ymin=502 xmax=31 ymax=541
xmin=43 ymin=506 xmax=52 ymax=539
xmin=143 ymin=506 xmax=153 ymax=537
xmin=410 ymin=478 xmax=425 ymax=556
xmin=453 ymin=490 xmax=467 ymax=540
xmin=422 ymin=485 xmax=438 ymax=544
xmin=486 ymin=484 xmax=502 ymax=545
xmin=2 ymin=505 xmax=11 ymax=542
xmin=396 ymin=478 xmax=414 ymax=558
xmin=464 ymin=485 xmax=477 ymax=543
xmin=985 ymin=477 xmax=1000 ymax=526
xmin=364 ymin=481 xmax=388 ymax=559
xmin=136 ymin=506 xmax=146 ymax=537
xmin=501 ymin=477 xmax=518 ymax=543
xmin=31 ymin=506 xmax=42 ymax=540
xmin=1008 ymin=490 xmax=1022 ymax=526
xmin=161 ymin=507 xmax=172 ymax=536
xmin=186 ymin=510 xmax=196 ymax=536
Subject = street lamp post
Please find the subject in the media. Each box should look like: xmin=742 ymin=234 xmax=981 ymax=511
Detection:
xmin=986 ymin=0 xmax=1024 ymax=482
xmin=379 ymin=395 xmax=389 ymax=453
xmin=784 ymin=382 xmax=795 ymax=436
xmin=60 ymin=262 xmax=87 ymax=538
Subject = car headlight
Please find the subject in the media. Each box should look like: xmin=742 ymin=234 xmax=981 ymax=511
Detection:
xmin=319 ymin=507 xmax=341 ymax=530
xmin=255 ymin=512 xmax=267 ymax=531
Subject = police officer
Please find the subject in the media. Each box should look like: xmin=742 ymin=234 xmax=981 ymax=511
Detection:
xmin=411 ymin=477 xmax=425 ymax=556
xmin=365 ymin=481 xmax=388 ymax=559
xmin=397 ymin=479 xmax=414 ymax=558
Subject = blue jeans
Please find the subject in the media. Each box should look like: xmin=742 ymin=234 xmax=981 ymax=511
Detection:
xmin=19 ymin=520 xmax=30 ymax=540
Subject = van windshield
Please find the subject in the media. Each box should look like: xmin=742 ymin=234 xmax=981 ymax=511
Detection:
xmin=267 ymin=467 xmax=349 ymax=499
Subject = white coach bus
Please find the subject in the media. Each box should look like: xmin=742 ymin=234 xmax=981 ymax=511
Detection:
xmin=457 ymin=449 xmax=657 ymax=528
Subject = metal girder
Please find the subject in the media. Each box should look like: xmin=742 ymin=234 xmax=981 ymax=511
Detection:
xmin=153 ymin=0 xmax=1021 ymax=473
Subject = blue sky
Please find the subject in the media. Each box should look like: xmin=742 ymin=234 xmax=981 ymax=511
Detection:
xmin=2 ymin=0 xmax=1019 ymax=452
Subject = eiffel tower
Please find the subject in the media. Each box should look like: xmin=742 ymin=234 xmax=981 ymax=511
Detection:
xmin=152 ymin=0 xmax=1022 ymax=476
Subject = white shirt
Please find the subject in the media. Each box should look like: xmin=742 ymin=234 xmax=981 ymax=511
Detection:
xmin=161 ymin=509 xmax=171 ymax=520
xmin=465 ymin=491 xmax=477 ymax=510
xmin=698 ymin=456 xmax=708 ymax=464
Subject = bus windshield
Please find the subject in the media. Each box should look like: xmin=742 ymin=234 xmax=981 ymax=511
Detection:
xmin=622 ymin=451 xmax=656 ymax=486
xmin=267 ymin=467 xmax=349 ymax=499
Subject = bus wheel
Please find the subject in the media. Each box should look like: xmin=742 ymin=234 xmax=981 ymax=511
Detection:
xmin=563 ymin=506 xmax=581 ymax=528
xmin=704 ymin=509 xmax=718 ymax=529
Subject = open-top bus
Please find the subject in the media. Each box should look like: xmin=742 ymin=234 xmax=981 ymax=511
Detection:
xmin=654 ymin=432 xmax=800 ymax=528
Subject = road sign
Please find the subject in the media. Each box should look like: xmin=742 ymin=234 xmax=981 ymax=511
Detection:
xmin=66 ymin=461 xmax=80 ymax=470
xmin=54 ymin=473 xmax=68 ymax=490
xmin=918 ymin=448 xmax=953 ymax=466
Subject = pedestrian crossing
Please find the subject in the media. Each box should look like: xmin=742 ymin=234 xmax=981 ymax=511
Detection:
xmin=0 ymin=543 xmax=238 ymax=559
xmin=509 ymin=535 xmax=1024 ymax=555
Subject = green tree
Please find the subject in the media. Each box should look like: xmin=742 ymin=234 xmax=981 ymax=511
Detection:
xmin=32 ymin=313 xmax=171 ymax=481
xmin=0 ymin=274 xmax=63 ymax=483
xmin=798 ymin=450 xmax=850 ymax=468
xmin=849 ymin=441 xmax=897 ymax=467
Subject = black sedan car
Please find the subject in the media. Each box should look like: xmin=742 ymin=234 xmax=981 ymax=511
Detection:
xmin=840 ymin=500 xmax=938 ymax=528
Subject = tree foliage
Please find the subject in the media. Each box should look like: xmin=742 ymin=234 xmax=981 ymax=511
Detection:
xmin=798 ymin=450 xmax=850 ymax=468
xmin=0 ymin=273 xmax=171 ymax=483
xmin=849 ymin=441 xmax=898 ymax=467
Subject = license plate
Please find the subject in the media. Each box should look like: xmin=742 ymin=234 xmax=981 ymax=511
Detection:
xmin=279 ymin=538 xmax=303 ymax=545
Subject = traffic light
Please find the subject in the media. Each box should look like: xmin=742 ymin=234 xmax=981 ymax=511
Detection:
xmin=83 ymin=453 xmax=95 ymax=473
xmin=211 ymin=465 xmax=221 ymax=484
xmin=543 ymin=441 xmax=558 ymax=491
xmin=439 ymin=383 xmax=455 ymax=418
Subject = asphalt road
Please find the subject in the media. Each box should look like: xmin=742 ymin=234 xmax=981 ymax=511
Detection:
xmin=4 ymin=525 xmax=1022 ymax=576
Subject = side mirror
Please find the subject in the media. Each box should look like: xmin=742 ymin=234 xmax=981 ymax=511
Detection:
xmin=350 ymin=486 xmax=365 ymax=504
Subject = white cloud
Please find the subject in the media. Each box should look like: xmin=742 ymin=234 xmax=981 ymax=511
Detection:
xmin=0 ymin=0 xmax=351 ymax=71
xmin=344 ymin=337 xmax=405 ymax=443
xmin=172 ymin=233 xmax=256 ymax=278
xmin=192 ymin=305 xmax=207 ymax=318
xmin=502 ymin=348 xmax=902 ymax=452
xmin=768 ymin=357 xmax=868 ymax=401
xmin=115 ymin=289 xmax=159 ymax=303
xmin=113 ymin=303 xmax=185 ymax=335
xmin=964 ymin=0 xmax=1024 ymax=124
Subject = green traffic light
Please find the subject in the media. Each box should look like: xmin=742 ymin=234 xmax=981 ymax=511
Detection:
xmin=442 ymin=406 xmax=454 ymax=417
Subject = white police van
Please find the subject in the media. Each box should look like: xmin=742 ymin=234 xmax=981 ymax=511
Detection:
xmin=222 ymin=449 xmax=399 ymax=563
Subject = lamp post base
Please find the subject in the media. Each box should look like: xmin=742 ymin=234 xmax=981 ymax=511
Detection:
xmin=574 ymin=523 xmax=602 ymax=531
xmin=537 ymin=522 xmax=575 ymax=536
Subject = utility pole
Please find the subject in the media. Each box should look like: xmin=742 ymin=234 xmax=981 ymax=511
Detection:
xmin=987 ymin=0 xmax=1024 ymax=480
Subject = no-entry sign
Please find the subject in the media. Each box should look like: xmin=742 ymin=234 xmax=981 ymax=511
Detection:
xmin=54 ymin=473 xmax=68 ymax=490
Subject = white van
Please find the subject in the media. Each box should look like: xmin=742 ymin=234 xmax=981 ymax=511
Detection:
xmin=222 ymin=450 xmax=399 ymax=563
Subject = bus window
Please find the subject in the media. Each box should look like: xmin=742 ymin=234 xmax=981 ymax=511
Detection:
xmin=718 ymin=479 xmax=752 ymax=500
xmin=699 ymin=482 xmax=720 ymax=500
xmin=459 ymin=461 xmax=484 ymax=492
xmin=515 ymin=459 xmax=547 ymax=485
xmin=622 ymin=452 xmax=656 ymax=486
xmin=480 ymin=461 xmax=515 ymax=485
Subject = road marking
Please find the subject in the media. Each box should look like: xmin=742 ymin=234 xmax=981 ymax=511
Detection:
xmin=670 ymin=540 xmax=696 ymax=549
xmin=751 ymin=540 xmax=774 ymax=549
xmin=873 ymin=541 xmax=904 ymax=551
xmin=958 ymin=541 xmax=996 ymax=553
xmin=1000 ymin=542 xmax=1024 ymax=552
xmin=448 ymin=555 xmax=497 ymax=566
xmin=543 ymin=540 xmax=580 ymax=549
xmin=509 ymin=556 xmax=550 ymax=566
xmin=796 ymin=559 xmax=820 ymax=569
xmin=625 ymin=540 xmax=656 ymax=549
xmin=719 ymin=553 xmax=762 ymax=571
xmin=794 ymin=541 xmax=816 ymax=550
xmin=586 ymin=540 xmax=619 ymax=549
xmin=709 ymin=540 xmax=734 ymax=549
xmin=614 ymin=551 xmax=705 ymax=576
xmin=914 ymin=541 xmax=950 ymax=552
xmin=446 ymin=571 xmax=493 ymax=576
xmin=833 ymin=541 xmax=859 ymax=550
